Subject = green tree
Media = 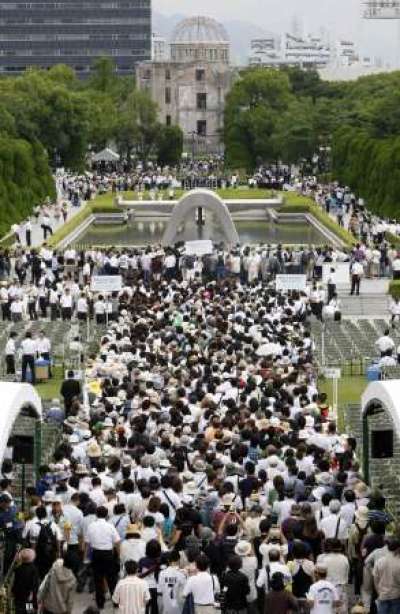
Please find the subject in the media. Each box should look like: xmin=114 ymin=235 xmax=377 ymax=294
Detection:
xmin=156 ymin=125 xmax=183 ymax=166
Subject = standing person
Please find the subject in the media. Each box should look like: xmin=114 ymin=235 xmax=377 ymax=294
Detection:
xmin=36 ymin=329 xmax=52 ymax=377
xmin=113 ymin=560 xmax=150 ymax=614
xmin=182 ymin=554 xmax=220 ymax=614
xmin=60 ymin=287 xmax=73 ymax=321
xmin=12 ymin=549 xmax=40 ymax=614
xmin=221 ymin=554 xmax=250 ymax=614
xmin=11 ymin=223 xmax=21 ymax=244
xmin=37 ymin=553 xmax=77 ymax=614
xmin=5 ymin=331 xmax=17 ymax=376
xmin=25 ymin=220 xmax=32 ymax=247
xmin=60 ymin=370 xmax=81 ymax=415
xmin=317 ymin=539 xmax=349 ymax=613
xmin=157 ymin=551 xmax=186 ymax=614
xmin=373 ymin=537 xmax=400 ymax=614
xmin=41 ymin=213 xmax=53 ymax=240
xmin=263 ymin=572 xmax=299 ymax=614
xmin=234 ymin=541 xmax=258 ymax=613
xmin=307 ymin=565 xmax=340 ymax=614
xmin=85 ymin=506 xmax=121 ymax=610
xmin=350 ymin=259 xmax=364 ymax=296
xmin=21 ymin=331 xmax=36 ymax=384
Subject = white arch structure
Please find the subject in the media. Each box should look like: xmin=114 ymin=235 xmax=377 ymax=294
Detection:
xmin=162 ymin=189 xmax=240 ymax=246
xmin=0 ymin=383 xmax=42 ymax=465
xmin=361 ymin=380 xmax=400 ymax=481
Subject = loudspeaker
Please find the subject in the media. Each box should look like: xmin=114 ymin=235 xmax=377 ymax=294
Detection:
xmin=371 ymin=430 xmax=393 ymax=459
xmin=12 ymin=435 xmax=34 ymax=464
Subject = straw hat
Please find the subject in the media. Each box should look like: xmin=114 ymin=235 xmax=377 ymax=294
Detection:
xmin=235 ymin=540 xmax=252 ymax=557
xmin=355 ymin=506 xmax=369 ymax=528
xmin=126 ymin=524 xmax=141 ymax=536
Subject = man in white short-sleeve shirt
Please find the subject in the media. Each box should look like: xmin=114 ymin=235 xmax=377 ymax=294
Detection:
xmin=307 ymin=565 xmax=340 ymax=614
xmin=86 ymin=506 xmax=121 ymax=610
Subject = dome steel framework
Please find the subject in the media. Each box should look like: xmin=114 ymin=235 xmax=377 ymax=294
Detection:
xmin=171 ymin=16 xmax=229 ymax=44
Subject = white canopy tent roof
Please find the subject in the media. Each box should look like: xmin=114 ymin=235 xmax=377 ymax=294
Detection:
xmin=0 ymin=383 xmax=42 ymax=465
xmin=92 ymin=147 xmax=120 ymax=163
xmin=362 ymin=380 xmax=400 ymax=433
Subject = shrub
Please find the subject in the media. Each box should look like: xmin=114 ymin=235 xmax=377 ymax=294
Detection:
xmin=389 ymin=281 xmax=400 ymax=299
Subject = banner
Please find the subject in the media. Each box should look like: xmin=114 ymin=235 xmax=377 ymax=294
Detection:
xmin=276 ymin=274 xmax=307 ymax=292
xmin=184 ymin=240 xmax=213 ymax=257
xmin=91 ymin=275 xmax=122 ymax=293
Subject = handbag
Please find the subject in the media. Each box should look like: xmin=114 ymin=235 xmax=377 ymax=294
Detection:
xmin=182 ymin=592 xmax=195 ymax=614
xmin=37 ymin=568 xmax=52 ymax=604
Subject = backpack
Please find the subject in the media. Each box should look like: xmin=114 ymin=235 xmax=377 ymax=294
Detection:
xmin=291 ymin=561 xmax=313 ymax=598
xmin=35 ymin=522 xmax=57 ymax=565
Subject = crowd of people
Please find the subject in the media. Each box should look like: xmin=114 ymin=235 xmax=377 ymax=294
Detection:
xmin=0 ymin=167 xmax=400 ymax=614
xmin=0 ymin=258 xmax=396 ymax=614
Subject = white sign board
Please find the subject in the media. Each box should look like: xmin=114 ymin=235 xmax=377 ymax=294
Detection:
xmin=184 ymin=240 xmax=213 ymax=257
xmin=276 ymin=274 xmax=307 ymax=292
xmin=322 ymin=263 xmax=350 ymax=285
xmin=324 ymin=368 xmax=341 ymax=379
xmin=91 ymin=275 xmax=122 ymax=293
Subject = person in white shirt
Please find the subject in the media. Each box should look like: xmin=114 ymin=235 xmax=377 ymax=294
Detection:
xmin=158 ymin=551 xmax=186 ymax=614
xmin=319 ymin=500 xmax=349 ymax=542
xmin=256 ymin=548 xmax=292 ymax=592
xmin=62 ymin=493 xmax=84 ymax=573
xmin=307 ymin=565 xmax=340 ymax=614
xmin=316 ymin=540 xmax=349 ymax=613
xmin=77 ymin=294 xmax=88 ymax=321
xmin=21 ymin=331 xmax=36 ymax=384
xmin=36 ymin=330 xmax=52 ymax=375
xmin=113 ymin=560 xmax=150 ymax=614
xmin=182 ymin=554 xmax=219 ymax=613
xmin=5 ymin=332 xmax=17 ymax=375
xmin=390 ymin=297 xmax=400 ymax=328
xmin=350 ymin=260 xmax=364 ymax=296
xmin=94 ymin=295 xmax=106 ymax=324
xmin=10 ymin=297 xmax=23 ymax=322
xmin=60 ymin=288 xmax=73 ymax=321
xmin=375 ymin=330 xmax=395 ymax=357
xmin=85 ymin=506 xmax=121 ymax=610
xmin=120 ymin=524 xmax=147 ymax=567
xmin=41 ymin=214 xmax=53 ymax=240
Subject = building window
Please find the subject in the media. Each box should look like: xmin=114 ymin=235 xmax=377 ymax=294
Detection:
xmin=197 ymin=93 xmax=207 ymax=111
xmin=196 ymin=68 xmax=205 ymax=81
xmin=166 ymin=115 xmax=171 ymax=126
xmin=165 ymin=87 xmax=171 ymax=104
xmin=165 ymin=68 xmax=170 ymax=80
xmin=197 ymin=120 xmax=207 ymax=136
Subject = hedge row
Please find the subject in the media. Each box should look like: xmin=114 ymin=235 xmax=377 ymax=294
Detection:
xmin=0 ymin=137 xmax=55 ymax=239
xmin=333 ymin=126 xmax=400 ymax=218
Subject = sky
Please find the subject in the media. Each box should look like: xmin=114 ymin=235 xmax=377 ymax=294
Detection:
xmin=154 ymin=0 xmax=400 ymax=66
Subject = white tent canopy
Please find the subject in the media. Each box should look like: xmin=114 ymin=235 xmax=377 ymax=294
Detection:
xmin=92 ymin=147 xmax=120 ymax=163
xmin=362 ymin=380 xmax=400 ymax=433
xmin=0 ymin=383 xmax=42 ymax=465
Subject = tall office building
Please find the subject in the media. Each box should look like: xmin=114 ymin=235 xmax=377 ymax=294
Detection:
xmin=0 ymin=0 xmax=151 ymax=76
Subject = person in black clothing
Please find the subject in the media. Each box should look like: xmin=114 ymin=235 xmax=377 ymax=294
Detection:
xmin=239 ymin=462 xmax=259 ymax=506
xmin=221 ymin=555 xmax=250 ymax=614
xmin=12 ymin=548 xmax=40 ymax=614
xmin=172 ymin=496 xmax=203 ymax=552
xmin=60 ymin=370 xmax=81 ymax=415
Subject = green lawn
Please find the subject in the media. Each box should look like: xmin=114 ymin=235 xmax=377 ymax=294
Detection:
xmin=35 ymin=365 xmax=64 ymax=401
xmin=319 ymin=375 xmax=366 ymax=431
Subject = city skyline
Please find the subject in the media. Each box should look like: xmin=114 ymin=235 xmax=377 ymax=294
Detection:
xmin=154 ymin=0 xmax=400 ymax=66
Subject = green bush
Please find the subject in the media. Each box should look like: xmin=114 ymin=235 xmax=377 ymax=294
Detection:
xmin=0 ymin=137 xmax=55 ymax=238
xmin=389 ymin=281 xmax=400 ymax=299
